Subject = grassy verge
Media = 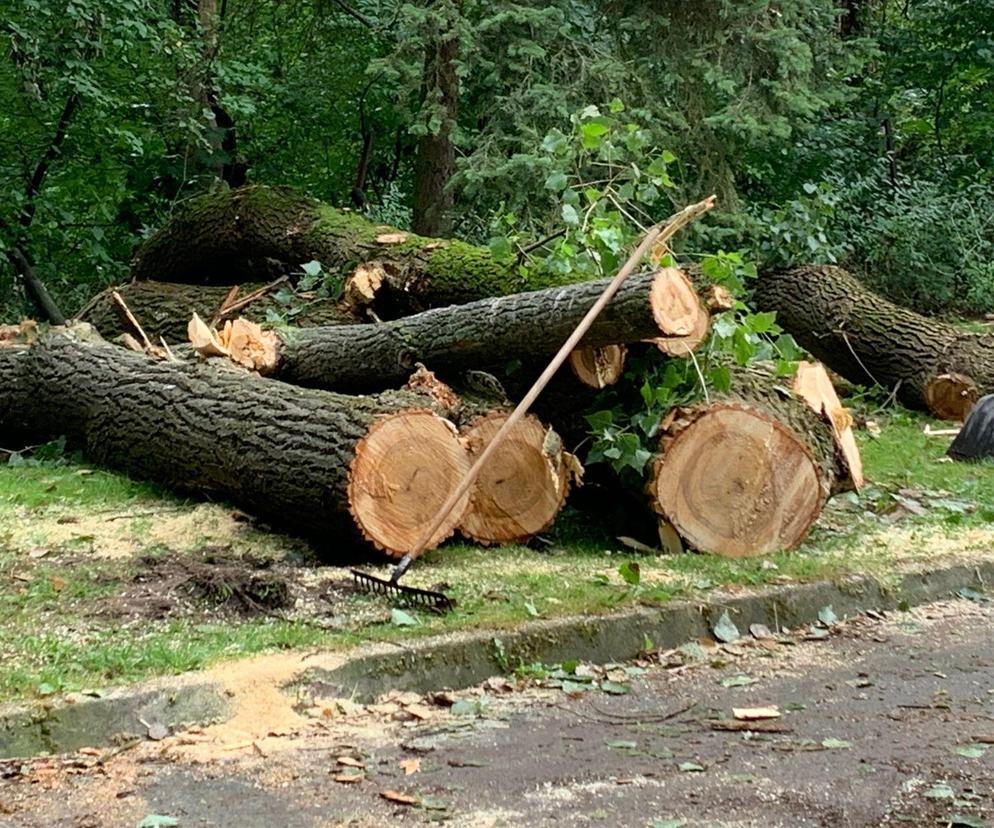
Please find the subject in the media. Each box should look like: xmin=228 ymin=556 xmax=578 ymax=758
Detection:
xmin=1 ymin=410 xmax=992 ymax=701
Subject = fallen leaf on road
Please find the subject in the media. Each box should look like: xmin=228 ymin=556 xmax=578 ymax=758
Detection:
xmin=400 ymin=758 xmax=421 ymax=775
xmin=333 ymin=770 xmax=364 ymax=784
xmin=380 ymin=790 xmax=418 ymax=805
xmin=678 ymin=762 xmax=704 ymax=772
xmin=337 ymin=756 xmax=365 ymax=768
xmin=821 ymin=738 xmax=852 ymax=749
xmin=954 ymin=744 xmax=989 ymax=759
xmin=406 ymin=704 xmax=434 ymax=720
xmin=721 ymin=675 xmax=758 ymax=688
xmin=817 ymin=605 xmax=838 ymax=626
xmin=712 ymin=611 xmax=740 ymax=643
xmin=749 ymin=623 xmax=772 ymax=639
xmin=145 ymin=723 xmax=169 ymax=741
xmin=733 ymin=706 xmax=781 ymax=721
xmin=138 ymin=817 xmax=178 ymax=828
xmin=923 ymin=783 xmax=955 ymax=799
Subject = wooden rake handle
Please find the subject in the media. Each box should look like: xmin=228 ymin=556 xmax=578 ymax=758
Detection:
xmin=392 ymin=195 xmax=717 ymax=581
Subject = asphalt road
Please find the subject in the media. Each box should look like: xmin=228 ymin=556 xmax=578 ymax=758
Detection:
xmin=3 ymin=598 xmax=993 ymax=827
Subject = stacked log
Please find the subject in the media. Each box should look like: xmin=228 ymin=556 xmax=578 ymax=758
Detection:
xmin=26 ymin=186 xmax=870 ymax=562
xmin=753 ymin=264 xmax=994 ymax=421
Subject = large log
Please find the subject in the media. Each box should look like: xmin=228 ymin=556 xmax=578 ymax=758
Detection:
xmin=0 ymin=326 xmax=473 ymax=557
xmin=752 ymin=265 xmax=994 ymax=421
xmin=131 ymin=185 xmax=557 ymax=312
xmin=79 ymin=281 xmax=357 ymax=342
xmin=647 ymin=364 xmax=853 ymax=558
xmin=271 ymin=269 xmax=703 ymax=393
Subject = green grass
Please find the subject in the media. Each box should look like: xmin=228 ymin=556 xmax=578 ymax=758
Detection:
xmin=1 ymin=412 xmax=993 ymax=701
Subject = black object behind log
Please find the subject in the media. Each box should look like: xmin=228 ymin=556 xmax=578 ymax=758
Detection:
xmin=947 ymin=395 xmax=994 ymax=461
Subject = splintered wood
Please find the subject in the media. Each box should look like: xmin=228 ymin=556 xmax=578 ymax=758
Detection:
xmin=188 ymin=313 xmax=279 ymax=374
xmin=792 ymin=360 xmax=864 ymax=490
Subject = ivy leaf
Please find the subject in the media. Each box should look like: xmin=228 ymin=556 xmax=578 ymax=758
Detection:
xmin=561 ymin=204 xmax=580 ymax=225
xmin=300 ymin=260 xmax=322 ymax=277
xmin=544 ymin=171 xmax=568 ymax=191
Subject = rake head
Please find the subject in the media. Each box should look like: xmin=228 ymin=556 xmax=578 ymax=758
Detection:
xmin=350 ymin=569 xmax=455 ymax=611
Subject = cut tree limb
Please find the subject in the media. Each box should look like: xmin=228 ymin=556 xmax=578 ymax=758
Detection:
xmin=0 ymin=326 xmax=472 ymax=557
xmin=752 ymin=265 xmax=994 ymax=421
xmin=268 ymin=269 xmax=697 ymax=393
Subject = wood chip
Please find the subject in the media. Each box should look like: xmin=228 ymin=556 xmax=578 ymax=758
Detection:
xmin=380 ymin=790 xmax=417 ymax=805
xmin=333 ymin=772 xmax=364 ymax=784
xmin=732 ymin=706 xmax=782 ymax=721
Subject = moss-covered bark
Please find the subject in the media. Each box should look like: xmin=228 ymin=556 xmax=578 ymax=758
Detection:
xmin=131 ymin=185 xmax=565 ymax=313
xmin=753 ymin=265 xmax=994 ymax=415
xmin=80 ymin=281 xmax=358 ymax=343
xmin=0 ymin=327 xmax=441 ymax=555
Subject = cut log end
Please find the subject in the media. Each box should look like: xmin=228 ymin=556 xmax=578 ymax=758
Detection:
xmin=348 ymin=410 xmax=471 ymax=556
xmin=792 ymin=360 xmax=864 ymax=490
xmin=568 ymin=344 xmax=627 ymax=388
xmin=650 ymin=405 xmax=827 ymax=558
xmin=925 ymin=372 xmax=978 ymax=422
xmin=653 ymin=308 xmax=710 ymax=357
xmin=458 ymin=413 xmax=571 ymax=545
xmin=649 ymin=267 xmax=706 ymax=337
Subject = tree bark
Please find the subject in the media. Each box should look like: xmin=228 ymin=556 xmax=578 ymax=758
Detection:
xmin=0 ymin=327 xmax=473 ymax=557
xmin=648 ymin=364 xmax=852 ymax=558
xmin=411 ymin=1 xmax=460 ymax=237
xmin=752 ymin=264 xmax=994 ymax=420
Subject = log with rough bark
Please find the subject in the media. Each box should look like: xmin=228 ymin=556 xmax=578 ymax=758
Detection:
xmin=0 ymin=326 xmax=473 ymax=557
xmin=201 ymin=269 xmax=701 ymax=394
xmin=131 ymin=185 xmax=557 ymax=313
xmin=647 ymin=364 xmax=853 ymax=558
xmin=79 ymin=281 xmax=358 ymax=342
xmin=753 ymin=265 xmax=994 ymax=421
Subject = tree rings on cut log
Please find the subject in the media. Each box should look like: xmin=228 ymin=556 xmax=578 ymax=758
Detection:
xmin=649 ymin=267 xmax=704 ymax=337
xmin=650 ymin=405 xmax=827 ymax=557
xmin=568 ymin=344 xmax=627 ymax=389
xmin=348 ymin=410 xmax=471 ymax=555
xmin=925 ymin=372 xmax=978 ymax=422
xmin=792 ymin=361 xmax=864 ymax=490
xmin=458 ymin=413 xmax=572 ymax=545
xmin=653 ymin=309 xmax=710 ymax=357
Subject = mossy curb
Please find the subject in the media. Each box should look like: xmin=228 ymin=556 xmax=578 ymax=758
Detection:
xmin=2 ymin=558 xmax=990 ymax=759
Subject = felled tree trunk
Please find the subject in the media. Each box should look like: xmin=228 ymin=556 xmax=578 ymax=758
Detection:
xmin=647 ymin=364 xmax=853 ymax=558
xmin=79 ymin=281 xmax=358 ymax=343
xmin=753 ymin=265 xmax=994 ymax=421
xmin=272 ymin=269 xmax=703 ymax=393
xmin=130 ymin=185 xmax=550 ymax=312
xmin=0 ymin=327 xmax=473 ymax=557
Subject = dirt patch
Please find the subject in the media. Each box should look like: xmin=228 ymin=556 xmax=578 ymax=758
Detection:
xmin=90 ymin=546 xmax=372 ymax=624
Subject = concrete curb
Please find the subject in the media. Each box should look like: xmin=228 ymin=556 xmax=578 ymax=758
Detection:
xmin=2 ymin=558 xmax=991 ymax=759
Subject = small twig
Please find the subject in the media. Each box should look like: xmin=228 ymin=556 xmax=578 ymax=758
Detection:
xmin=212 ymin=276 xmax=288 ymax=324
xmin=111 ymin=291 xmax=152 ymax=350
xmin=211 ymin=285 xmax=241 ymax=326
xmin=104 ymin=506 xmax=190 ymax=522
xmin=589 ymin=699 xmax=696 ymax=723
xmin=158 ymin=337 xmax=177 ymax=361
xmin=518 ymin=228 xmax=567 ymax=260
